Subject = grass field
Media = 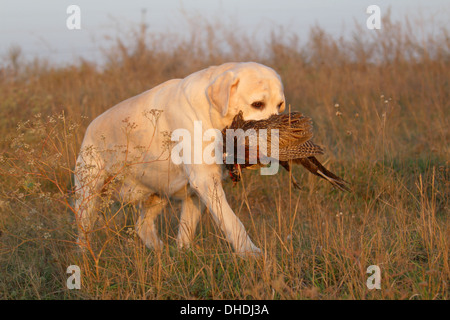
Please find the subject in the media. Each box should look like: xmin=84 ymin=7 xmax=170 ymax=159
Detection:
xmin=0 ymin=17 xmax=448 ymax=299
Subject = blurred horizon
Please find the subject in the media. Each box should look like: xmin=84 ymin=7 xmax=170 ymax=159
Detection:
xmin=1 ymin=0 xmax=449 ymax=66
xmin=1 ymin=1 xmax=449 ymax=302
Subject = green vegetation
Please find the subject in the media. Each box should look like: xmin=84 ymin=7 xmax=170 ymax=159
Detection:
xmin=0 ymin=15 xmax=448 ymax=299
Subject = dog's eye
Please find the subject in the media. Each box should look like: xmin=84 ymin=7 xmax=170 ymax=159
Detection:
xmin=251 ymin=101 xmax=265 ymax=109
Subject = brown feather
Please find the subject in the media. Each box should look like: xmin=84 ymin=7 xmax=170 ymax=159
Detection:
xmin=222 ymin=111 xmax=350 ymax=192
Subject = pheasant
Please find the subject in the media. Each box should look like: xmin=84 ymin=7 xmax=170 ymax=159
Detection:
xmin=222 ymin=111 xmax=350 ymax=192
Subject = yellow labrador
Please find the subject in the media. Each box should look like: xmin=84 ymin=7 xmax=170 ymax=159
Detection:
xmin=74 ymin=62 xmax=285 ymax=256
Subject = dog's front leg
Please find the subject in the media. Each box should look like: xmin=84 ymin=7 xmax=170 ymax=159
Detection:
xmin=188 ymin=166 xmax=261 ymax=257
xmin=177 ymin=194 xmax=204 ymax=249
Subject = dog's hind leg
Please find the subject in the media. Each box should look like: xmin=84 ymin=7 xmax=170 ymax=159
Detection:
xmin=74 ymin=152 xmax=105 ymax=251
xmin=177 ymin=194 xmax=204 ymax=249
xmin=135 ymin=194 xmax=168 ymax=250
xmin=74 ymin=177 xmax=102 ymax=251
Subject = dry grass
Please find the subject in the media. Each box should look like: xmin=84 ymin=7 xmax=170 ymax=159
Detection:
xmin=0 ymin=15 xmax=448 ymax=299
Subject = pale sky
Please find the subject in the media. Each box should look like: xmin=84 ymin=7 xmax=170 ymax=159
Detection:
xmin=0 ymin=0 xmax=448 ymax=64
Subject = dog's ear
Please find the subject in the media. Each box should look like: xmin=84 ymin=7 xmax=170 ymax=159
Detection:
xmin=207 ymin=71 xmax=240 ymax=117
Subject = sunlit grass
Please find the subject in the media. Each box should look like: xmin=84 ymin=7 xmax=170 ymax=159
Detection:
xmin=0 ymin=14 xmax=448 ymax=299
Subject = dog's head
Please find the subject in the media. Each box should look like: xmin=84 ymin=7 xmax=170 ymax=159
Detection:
xmin=207 ymin=62 xmax=285 ymax=123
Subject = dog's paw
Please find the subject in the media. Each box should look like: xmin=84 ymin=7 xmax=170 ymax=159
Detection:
xmin=236 ymin=246 xmax=263 ymax=259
